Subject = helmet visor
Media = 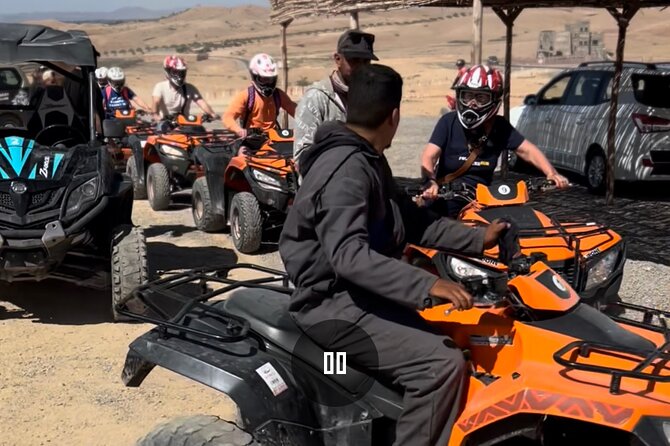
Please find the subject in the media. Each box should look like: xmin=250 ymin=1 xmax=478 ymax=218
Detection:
xmin=458 ymin=90 xmax=494 ymax=108
xmin=256 ymin=75 xmax=277 ymax=87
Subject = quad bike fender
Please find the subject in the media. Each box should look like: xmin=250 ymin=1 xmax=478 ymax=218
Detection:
xmin=122 ymin=328 xmax=321 ymax=443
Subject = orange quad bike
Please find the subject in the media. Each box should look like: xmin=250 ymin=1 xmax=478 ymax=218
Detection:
xmin=102 ymin=109 xmax=154 ymax=172
xmin=403 ymin=177 xmax=625 ymax=310
xmin=126 ymin=113 xmax=234 ymax=210
xmin=117 ymin=260 xmax=670 ymax=446
xmin=191 ymin=127 xmax=297 ymax=254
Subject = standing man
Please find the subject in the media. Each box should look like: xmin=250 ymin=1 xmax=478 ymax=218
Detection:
xmin=280 ymin=64 xmax=511 ymax=446
xmin=293 ymin=29 xmax=378 ymax=172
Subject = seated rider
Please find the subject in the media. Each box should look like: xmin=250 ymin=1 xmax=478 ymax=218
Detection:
xmin=152 ymin=56 xmax=219 ymax=123
xmin=223 ymin=53 xmax=296 ymax=138
xmin=102 ymin=67 xmax=150 ymax=118
xmin=421 ymin=64 xmax=569 ymax=217
xmin=279 ymin=63 xmax=511 ymax=446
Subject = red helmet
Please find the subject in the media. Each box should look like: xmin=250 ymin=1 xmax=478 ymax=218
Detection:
xmin=163 ymin=55 xmax=187 ymax=87
xmin=454 ymin=64 xmax=503 ymax=129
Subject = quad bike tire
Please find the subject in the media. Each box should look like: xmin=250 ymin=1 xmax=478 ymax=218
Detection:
xmin=586 ymin=150 xmax=607 ymax=195
xmin=126 ymin=155 xmax=147 ymax=200
xmin=192 ymin=177 xmax=225 ymax=232
xmin=230 ymin=192 xmax=262 ymax=254
xmin=111 ymin=225 xmax=149 ymax=322
xmin=136 ymin=415 xmax=259 ymax=446
xmin=147 ymin=162 xmax=171 ymax=211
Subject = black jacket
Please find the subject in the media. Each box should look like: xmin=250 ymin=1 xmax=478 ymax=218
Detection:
xmin=279 ymin=121 xmax=486 ymax=320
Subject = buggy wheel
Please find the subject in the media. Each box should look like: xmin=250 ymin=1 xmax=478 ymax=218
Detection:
xmin=126 ymin=155 xmax=147 ymax=200
xmin=111 ymin=225 xmax=149 ymax=322
xmin=230 ymin=192 xmax=262 ymax=254
xmin=136 ymin=415 xmax=259 ymax=446
xmin=586 ymin=150 xmax=606 ymax=195
xmin=192 ymin=177 xmax=225 ymax=232
xmin=147 ymin=162 xmax=171 ymax=210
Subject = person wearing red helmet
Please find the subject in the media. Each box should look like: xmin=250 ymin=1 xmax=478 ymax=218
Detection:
xmin=223 ymin=53 xmax=296 ymax=138
xmin=151 ymin=55 xmax=218 ymax=121
xmin=421 ymin=64 xmax=568 ymax=216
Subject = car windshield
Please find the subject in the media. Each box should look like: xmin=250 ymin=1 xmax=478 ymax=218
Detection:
xmin=631 ymin=73 xmax=670 ymax=108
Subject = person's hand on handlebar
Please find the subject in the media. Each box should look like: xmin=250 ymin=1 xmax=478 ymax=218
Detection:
xmin=428 ymin=278 xmax=473 ymax=311
xmin=421 ymin=179 xmax=439 ymax=200
xmin=547 ymin=172 xmax=569 ymax=189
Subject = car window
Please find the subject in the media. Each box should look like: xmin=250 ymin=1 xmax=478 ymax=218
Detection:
xmin=538 ymin=75 xmax=571 ymax=105
xmin=631 ymin=73 xmax=670 ymax=108
xmin=564 ymin=72 xmax=604 ymax=106
xmin=0 ymin=68 xmax=22 ymax=89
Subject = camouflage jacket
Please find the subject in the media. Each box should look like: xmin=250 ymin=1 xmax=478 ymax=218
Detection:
xmin=293 ymin=77 xmax=347 ymax=169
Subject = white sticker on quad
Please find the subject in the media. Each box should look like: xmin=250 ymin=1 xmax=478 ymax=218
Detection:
xmin=498 ymin=185 xmax=511 ymax=195
xmin=552 ymin=274 xmax=567 ymax=292
xmin=281 ymin=130 xmax=290 ymax=137
xmin=255 ymin=362 xmax=288 ymax=396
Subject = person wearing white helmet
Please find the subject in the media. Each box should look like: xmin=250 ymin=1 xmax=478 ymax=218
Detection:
xmin=102 ymin=66 xmax=150 ymax=118
xmin=223 ymin=52 xmax=296 ymax=138
xmin=95 ymin=66 xmax=108 ymax=89
xmin=152 ymin=55 xmax=218 ymax=121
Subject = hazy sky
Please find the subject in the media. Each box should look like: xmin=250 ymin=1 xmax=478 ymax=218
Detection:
xmin=2 ymin=0 xmax=267 ymax=14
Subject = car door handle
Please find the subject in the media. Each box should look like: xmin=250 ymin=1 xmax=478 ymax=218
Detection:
xmin=576 ymin=118 xmax=585 ymax=125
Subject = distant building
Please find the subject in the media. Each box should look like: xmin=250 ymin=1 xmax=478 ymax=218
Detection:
xmin=537 ymin=21 xmax=605 ymax=63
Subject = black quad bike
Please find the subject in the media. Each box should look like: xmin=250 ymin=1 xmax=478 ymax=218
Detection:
xmin=126 ymin=114 xmax=234 ymax=210
xmin=192 ymin=128 xmax=298 ymax=253
xmin=0 ymin=24 xmax=148 ymax=321
xmin=118 ymin=263 xmax=670 ymax=446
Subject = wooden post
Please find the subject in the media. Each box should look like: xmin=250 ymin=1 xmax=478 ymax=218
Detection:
xmin=493 ymin=6 xmax=523 ymax=179
xmin=350 ymin=11 xmax=360 ymax=30
xmin=605 ymin=5 xmax=638 ymax=205
xmin=472 ymin=0 xmax=483 ymax=64
xmin=280 ymin=19 xmax=293 ymax=129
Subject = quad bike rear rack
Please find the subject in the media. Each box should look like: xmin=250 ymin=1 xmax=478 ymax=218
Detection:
xmin=116 ymin=263 xmax=291 ymax=344
xmin=554 ymin=302 xmax=670 ymax=394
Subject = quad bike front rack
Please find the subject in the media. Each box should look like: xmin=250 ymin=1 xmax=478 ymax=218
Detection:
xmin=554 ymin=303 xmax=670 ymax=394
xmin=116 ymin=263 xmax=291 ymax=344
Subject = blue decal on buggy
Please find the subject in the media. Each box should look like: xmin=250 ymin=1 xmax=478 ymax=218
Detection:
xmin=0 ymin=137 xmax=33 ymax=177
xmin=29 ymin=165 xmax=37 ymax=179
xmin=53 ymin=153 xmax=64 ymax=177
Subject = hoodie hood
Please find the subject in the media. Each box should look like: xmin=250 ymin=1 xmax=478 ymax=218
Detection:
xmin=299 ymin=121 xmax=377 ymax=177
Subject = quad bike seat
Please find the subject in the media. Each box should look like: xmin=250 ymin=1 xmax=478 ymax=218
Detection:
xmin=223 ymin=287 xmax=402 ymax=405
xmin=477 ymin=205 xmax=543 ymax=230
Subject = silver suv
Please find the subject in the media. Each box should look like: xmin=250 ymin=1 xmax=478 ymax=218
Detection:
xmin=512 ymin=62 xmax=670 ymax=193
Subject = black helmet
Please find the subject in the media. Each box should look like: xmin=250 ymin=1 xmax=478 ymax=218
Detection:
xmin=456 ymin=59 xmax=466 ymax=68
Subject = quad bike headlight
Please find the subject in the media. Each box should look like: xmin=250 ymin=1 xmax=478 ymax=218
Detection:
xmin=160 ymin=144 xmax=187 ymax=159
xmin=585 ymin=247 xmax=620 ymax=290
xmin=449 ymin=257 xmax=489 ymax=279
xmin=65 ymin=177 xmax=99 ymax=217
xmin=252 ymin=169 xmax=282 ymax=191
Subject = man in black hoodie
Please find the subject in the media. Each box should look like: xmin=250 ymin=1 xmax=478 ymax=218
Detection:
xmin=279 ymin=64 xmax=510 ymax=446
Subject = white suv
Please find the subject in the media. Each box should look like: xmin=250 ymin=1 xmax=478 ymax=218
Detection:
xmin=512 ymin=62 xmax=670 ymax=193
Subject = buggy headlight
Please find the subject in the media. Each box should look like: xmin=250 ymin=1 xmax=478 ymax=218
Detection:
xmin=585 ymin=248 xmax=620 ymax=290
xmin=65 ymin=177 xmax=98 ymax=216
xmin=252 ymin=169 xmax=281 ymax=190
xmin=449 ymin=257 xmax=489 ymax=279
xmin=160 ymin=144 xmax=186 ymax=159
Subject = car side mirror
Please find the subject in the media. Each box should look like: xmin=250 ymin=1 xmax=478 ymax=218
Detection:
xmin=524 ymin=94 xmax=538 ymax=106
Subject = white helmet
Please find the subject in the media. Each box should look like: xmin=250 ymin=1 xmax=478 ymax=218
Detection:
xmin=249 ymin=53 xmax=278 ymax=97
xmin=95 ymin=66 xmax=108 ymax=86
xmin=107 ymin=66 xmax=125 ymax=90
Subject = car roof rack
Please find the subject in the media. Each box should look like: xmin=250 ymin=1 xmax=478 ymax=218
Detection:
xmin=578 ymin=61 xmax=657 ymax=70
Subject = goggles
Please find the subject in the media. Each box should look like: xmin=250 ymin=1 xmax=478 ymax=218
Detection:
xmin=458 ymin=90 xmax=494 ymax=108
